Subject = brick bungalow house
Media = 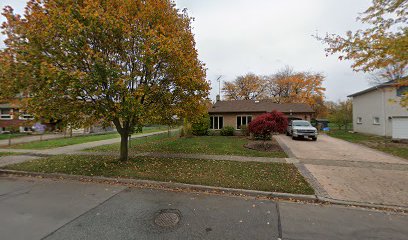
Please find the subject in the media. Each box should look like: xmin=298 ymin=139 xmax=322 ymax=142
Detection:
xmin=0 ymin=103 xmax=37 ymax=133
xmin=208 ymin=100 xmax=314 ymax=132
xmin=0 ymin=101 xmax=113 ymax=134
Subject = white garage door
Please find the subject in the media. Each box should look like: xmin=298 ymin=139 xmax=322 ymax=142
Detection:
xmin=392 ymin=118 xmax=408 ymax=139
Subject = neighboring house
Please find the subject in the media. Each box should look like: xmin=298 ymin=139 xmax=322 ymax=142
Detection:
xmin=348 ymin=81 xmax=408 ymax=139
xmin=208 ymin=100 xmax=314 ymax=132
xmin=0 ymin=103 xmax=37 ymax=133
xmin=0 ymin=102 xmax=113 ymax=134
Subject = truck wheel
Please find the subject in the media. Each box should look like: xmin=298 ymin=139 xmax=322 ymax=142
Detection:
xmin=312 ymin=137 xmax=317 ymax=141
xmin=292 ymin=136 xmax=296 ymax=140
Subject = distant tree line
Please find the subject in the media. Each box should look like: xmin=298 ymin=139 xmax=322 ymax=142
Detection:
xmin=222 ymin=66 xmax=327 ymax=117
xmin=325 ymin=100 xmax=353 ymax=130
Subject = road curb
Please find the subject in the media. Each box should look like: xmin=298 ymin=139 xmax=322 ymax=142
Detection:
xmin=0 ymin=169 xmax=317 ymax=202
xmin=316 ymin=196 xmax=408 ymax=212
xmin=1 ymin=169 xmax=407 ymax=212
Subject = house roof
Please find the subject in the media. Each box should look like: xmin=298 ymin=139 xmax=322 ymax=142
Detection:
xmin=208 ymin=100 xmax=314 ymax=113
xmin=347 ymin=80 xmax=399 ymax=98
xmin=0 ymin=102 xmax=21 ymax=109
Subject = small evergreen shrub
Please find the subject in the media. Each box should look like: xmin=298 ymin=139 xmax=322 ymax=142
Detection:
xmin=240 ymin=125 xmax=250 ymax=136
xmin=220 ymin=126 xmax=235 ymax=136
xmin=181 ymin=119 xmax=193 ymax=137
xmin=208 ymin=130 xmax=219 ymax=136
xmin=191 ymin=114 xmax=210 ymax=136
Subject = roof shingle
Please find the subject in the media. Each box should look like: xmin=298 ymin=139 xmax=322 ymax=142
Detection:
xmin=208 ymin=100 xmax=314 ymax=113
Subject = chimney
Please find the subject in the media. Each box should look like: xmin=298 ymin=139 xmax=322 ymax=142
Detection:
xmin=216 ymin=95 xmax=220 ymax=102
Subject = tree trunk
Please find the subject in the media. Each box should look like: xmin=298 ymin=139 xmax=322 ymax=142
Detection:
xmin=119 ymin=132 xmax=129 ymax=162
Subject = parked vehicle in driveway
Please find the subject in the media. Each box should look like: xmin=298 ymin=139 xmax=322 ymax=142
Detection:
xmin=287 ymin=120 xmax=318 ymax=141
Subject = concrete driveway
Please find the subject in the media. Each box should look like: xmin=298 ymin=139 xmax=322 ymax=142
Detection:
xmin=1 ymin=176 xmax=408 ymax=240
xmin=277 ymin=134 xmax=407 ymax=164
xmin=275 ymin=135 xmax=408 ymax=207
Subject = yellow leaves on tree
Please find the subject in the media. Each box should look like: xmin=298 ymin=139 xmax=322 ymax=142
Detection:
xmin=222 ymin=73 xmax=266 ymax=100
xmin=222 ymin=67 xmax=327 ymax=117
xmin=317 ymin=0 xmax=407 ymax=107
xmin=0 ymin=0 xmax=210 ymax=161
xmin=265 ymin=67 xmax=326 ymax=116
xmin=318 ymin=0 xmax=407 ymax=73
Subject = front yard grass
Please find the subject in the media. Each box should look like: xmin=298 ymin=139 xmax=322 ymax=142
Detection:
xmin=89 ymin=134 xmax=288 ymax=158
xmin=328 ymin=130 xmax=408 ymax=160
xmin=3 ymin=155 xmax=314 ymax=194
xmin=0 ymin=152 xmax=18 ymax=157
xmin=9 ymin=126 xmax=166 ymax=150
xmin=0 ymin=133 xmax=28 ymax=140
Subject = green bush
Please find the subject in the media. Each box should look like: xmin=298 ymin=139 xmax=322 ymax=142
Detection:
xmin=191 ymin=115 xmax=210 ymax=136
xmin=208 ymin=130 xmax=219 ymax=136
xmin=220 ymin=126 xmax=235 ymax=136
xmin=180 ymin=119 xmax=193 ymax=137
xmin=240 ymin=125 xmax=250 ymax=136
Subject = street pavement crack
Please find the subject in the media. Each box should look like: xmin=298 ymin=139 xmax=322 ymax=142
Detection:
xmin=276 ymin=203 xmax=283 ymax=240
xmin=0 ymin=184 xmax=38 ymax=201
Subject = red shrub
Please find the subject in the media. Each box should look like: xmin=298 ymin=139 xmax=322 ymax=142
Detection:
xmin=248 ymin=111 xmax=288 ymax=140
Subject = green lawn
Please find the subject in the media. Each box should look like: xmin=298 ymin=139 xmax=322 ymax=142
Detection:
xmin=328 ymin=130 xmax=408 ymax=160
xmin=9 ymin=126 xmax=167 ymax=150
xmin=0 ymin=152 xmax=18 ymax=157
xmin=0 ymin=133 xmax=28 ymax=140
xmin=90 ymin=134 xmax=288 ymax=158
xmin=3 ymin=155 xmax=314 ymax=194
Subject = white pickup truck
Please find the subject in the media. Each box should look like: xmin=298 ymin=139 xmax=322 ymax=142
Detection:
xmin=286 ymin=120 xmax=318 ymax=141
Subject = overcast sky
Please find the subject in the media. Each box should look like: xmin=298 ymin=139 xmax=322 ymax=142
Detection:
xmin=1 ymin=0 xmax=374 ymax=102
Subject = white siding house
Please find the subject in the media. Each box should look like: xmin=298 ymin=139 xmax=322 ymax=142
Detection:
xmin=348 ymin=81 xmax=408 ymax=139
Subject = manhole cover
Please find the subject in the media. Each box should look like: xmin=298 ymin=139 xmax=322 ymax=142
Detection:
xmin=154 ymin=210 xmax=180 ymax=227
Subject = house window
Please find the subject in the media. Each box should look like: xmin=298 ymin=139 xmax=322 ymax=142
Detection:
xmin=19 ymin=112 xmax=34 ymax=120
xmin=373 ymin=117 xmax=380 ymax=125
xmin=0 ymin=109 xmax=12 ymax=120
xmin=357 ymin=117 xmax=362 ymax=124
xmin=1 ymin=109 xmax=10 ymax=114
xmin=396 ymin=86 xmax=408 ymax=97
xmin=236 ymin=116 xmax=252 ymax=129
xmin=210 ymin=116 xmax=224 ymax=130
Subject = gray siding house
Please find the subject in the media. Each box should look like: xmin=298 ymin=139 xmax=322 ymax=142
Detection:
xmin=348 ymin=81 xmax=408 ymax=139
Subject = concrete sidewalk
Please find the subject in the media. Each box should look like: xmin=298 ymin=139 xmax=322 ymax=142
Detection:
xmin=1 ymin=176 xmax=407 ymax=240
xmin=0 ymin=130 xmax=174 ymax=167
xmin=0 ymin=133 xmax=66 ymax=147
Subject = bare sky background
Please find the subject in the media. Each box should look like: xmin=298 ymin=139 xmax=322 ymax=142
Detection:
xmin=1 ymin=0 xmax=374 ymax=102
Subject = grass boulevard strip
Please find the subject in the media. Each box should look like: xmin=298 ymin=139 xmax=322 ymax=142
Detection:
xmin=0 ymin=152 xmax=18 ymax=157
xmin=1 ymin=132 xmax=313 ymax=195
xmin=2 ymin=155 xmax=314 ymax=195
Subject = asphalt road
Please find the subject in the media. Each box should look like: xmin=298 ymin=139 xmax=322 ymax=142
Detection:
xmin=1 ymin=176 xmax=407 ymax=240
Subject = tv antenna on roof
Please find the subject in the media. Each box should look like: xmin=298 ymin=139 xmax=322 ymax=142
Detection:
xmin=216 ymin=75 xmax=223 ymax=97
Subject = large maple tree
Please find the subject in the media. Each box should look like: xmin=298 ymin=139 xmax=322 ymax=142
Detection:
xmin=0 ymin=0 xmax=210 ymax=161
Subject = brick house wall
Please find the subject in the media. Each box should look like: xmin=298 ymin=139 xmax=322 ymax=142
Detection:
xmin=209 ymin=111 xmax=313 ymax=133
